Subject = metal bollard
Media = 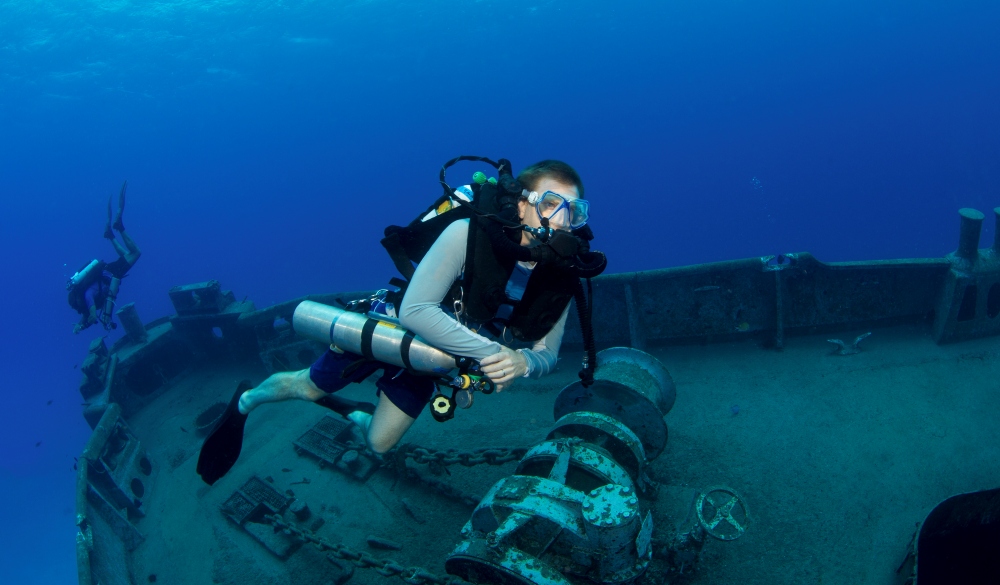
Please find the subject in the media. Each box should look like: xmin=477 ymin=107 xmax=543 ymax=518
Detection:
xmin=993 ymin=208 xmax=1000 ymax=253
xmin=956 ymin=208 xmax=985 ymax=261
xmin=116 ymin=303 xmax=147 ymax=344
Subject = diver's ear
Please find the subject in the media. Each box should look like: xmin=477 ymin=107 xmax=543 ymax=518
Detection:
xmin=517 ymin=198 xmax=528 ymax=221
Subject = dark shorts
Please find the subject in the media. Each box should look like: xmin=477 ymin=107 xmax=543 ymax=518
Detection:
xmin=309 ymin=349 xmax=436 ymax=419
xmin=105 ymin=257 xmax=133 ymax=279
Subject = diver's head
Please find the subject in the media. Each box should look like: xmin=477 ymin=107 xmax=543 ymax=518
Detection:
xmin=516 ymin=160 xmax=587 ymax=236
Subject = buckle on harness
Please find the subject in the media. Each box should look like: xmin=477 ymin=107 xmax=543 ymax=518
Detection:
xmin=452 ymin=285 xmax=466 ymax=325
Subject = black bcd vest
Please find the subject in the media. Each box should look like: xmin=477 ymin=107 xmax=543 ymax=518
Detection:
xmin=381 ymin=181 xmax=579 ymax=342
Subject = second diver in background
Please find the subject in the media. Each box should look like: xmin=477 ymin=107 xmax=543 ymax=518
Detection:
xmin=67 ymin=181 xmax=142 ymax=334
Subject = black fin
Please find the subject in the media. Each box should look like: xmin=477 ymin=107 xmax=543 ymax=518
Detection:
xmin=315 ymin=394 xmax=375 ymax=418
xmin=197 ymin=380 xmax=252 ymax=486
xmin=105 ymin=195 xmax=114 ymax=239
xmin=113 ymin=181 xmax=127 ymax=232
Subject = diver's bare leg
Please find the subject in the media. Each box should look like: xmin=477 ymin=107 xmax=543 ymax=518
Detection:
xmin=361 ymin=395 xmax=416 ymax=454
xmin=237 ymin=369 xmax=325 ymax=415
xmin=116 ymin=229 xmax=142 ymax=265
xmin=110 ymin=238 xmax=128 ymax=258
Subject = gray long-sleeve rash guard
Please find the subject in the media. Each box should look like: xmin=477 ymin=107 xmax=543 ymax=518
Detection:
xmin=398 ymin=219 xmax=569 ymax=378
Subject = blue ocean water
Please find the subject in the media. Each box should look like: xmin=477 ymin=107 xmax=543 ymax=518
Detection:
xmin=1 ymin=1 xmax=998 ymax=581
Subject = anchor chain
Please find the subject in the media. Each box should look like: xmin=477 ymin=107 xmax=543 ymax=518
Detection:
xmin=266 ymin=514 xmax=470 ymax=585
xmin=342 ymin=441 xmax=528 ymax=468
xmin=334 ymin=441 xmax=523 ymax=506
xmin=401 ymin=465 xmax=481 ymax=508
xmin=396 ymin=445 xmax=528 ymax=467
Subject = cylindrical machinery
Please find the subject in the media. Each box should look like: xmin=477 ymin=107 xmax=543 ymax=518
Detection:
xmin=292 ymin=300 xmax=458 ymax=375
xmin=446 ymin=347 xmax=676 ymax=585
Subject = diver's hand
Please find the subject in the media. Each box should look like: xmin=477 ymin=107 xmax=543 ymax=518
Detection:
xmin=73 ymin=323 xmax=83 ymax=334
xmin=480 ymin=347 xmax=528 ymax=392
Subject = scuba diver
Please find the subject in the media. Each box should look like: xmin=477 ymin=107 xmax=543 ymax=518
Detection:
xmin=197 ymin=158 xmax=606 ymax=486
xmin=67 ymin=181 xmax=142 ymax=334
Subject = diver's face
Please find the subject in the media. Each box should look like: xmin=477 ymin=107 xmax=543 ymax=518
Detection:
xmin=518 ymin=177 xmax=580 ymax=236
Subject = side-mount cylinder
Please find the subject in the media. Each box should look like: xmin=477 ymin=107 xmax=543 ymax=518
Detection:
xmin=292 ymin=300 xmax=457 ymax=375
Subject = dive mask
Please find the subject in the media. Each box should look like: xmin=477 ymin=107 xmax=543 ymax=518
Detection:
xmin=524 ymin=190 xmax=590 ymax=230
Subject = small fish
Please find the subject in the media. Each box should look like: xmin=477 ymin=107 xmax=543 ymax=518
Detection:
xmin=730 ymin=404 xmax=740 ymax=417
xmin=290 ymin=477 xmax=311 ymax=486
xmin=281 ymin=468 xmax=292 ymax=473
xmin=35 ymin=441 xmax=42 ymax=447
xmin=46 ymin=400 xmax=53 ymax=406
xmin=179 ymin=426 xmax=188 ymax=433
xmin=694 ymin=285 xmax=721 ymax=292
xmin=73 ymin=364 xmax=78 ymax=369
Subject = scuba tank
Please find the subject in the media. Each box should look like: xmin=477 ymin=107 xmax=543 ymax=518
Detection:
xmin=67 ymin=259 xmax=100 ymax=290
xmin=293 ymin=300 xmax=496 ymax=422
xmin=293 ymin=300 xmax=459 ymax=375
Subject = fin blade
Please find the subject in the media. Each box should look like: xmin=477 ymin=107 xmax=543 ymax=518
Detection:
xmin=196 ymin=381 xmax=252 ymax=486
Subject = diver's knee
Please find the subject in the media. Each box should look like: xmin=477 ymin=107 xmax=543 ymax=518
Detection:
xmin=365 ymin=431 xmax=397 ymax=455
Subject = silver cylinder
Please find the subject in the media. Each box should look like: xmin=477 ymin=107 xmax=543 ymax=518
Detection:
xmin=292 ymin=300 xmax=458 ymax=375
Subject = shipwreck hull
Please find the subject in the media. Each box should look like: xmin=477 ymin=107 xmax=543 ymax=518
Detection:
xmin=73 ymin=207 xmax=1000 ymax=585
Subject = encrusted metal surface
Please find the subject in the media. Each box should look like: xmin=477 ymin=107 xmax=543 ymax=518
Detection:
xmin=293 ymin=416 xmax=351 ymax=465
xmin=222 ymin=476 xmax=290 ymax=526
xmin=547 ymin=412 xmax=646 ymax=481
xmin=553 ymin=379 xmax=669 ymax=460
xmin=593 ymin=347 xmax=676 ymax=415
xmin=515 ymin=440 xmax=634 ymax=494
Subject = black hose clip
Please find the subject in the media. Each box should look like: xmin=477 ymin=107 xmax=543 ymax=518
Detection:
xmin=568 ymin=250 xmax=608 ymax=279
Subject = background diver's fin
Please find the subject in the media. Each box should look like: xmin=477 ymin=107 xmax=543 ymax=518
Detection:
xmin=113 ymin=180 xmax=127 ymax=232
xmin=196 ymin=380 xmax=252 ymax=486
xmin=315 ymin=394 xmax=376 ymax=418
xmin=105 ymin=195 xmax=114 ymax=239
